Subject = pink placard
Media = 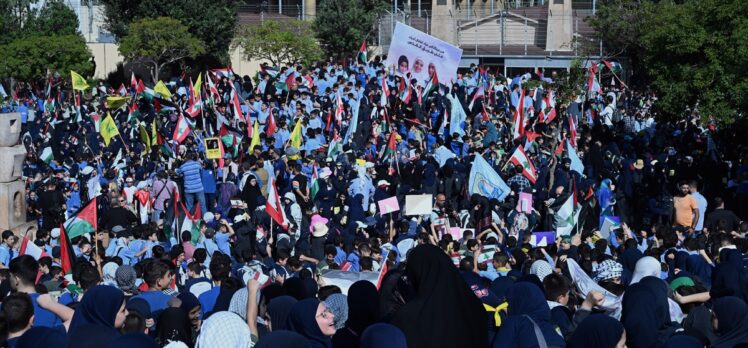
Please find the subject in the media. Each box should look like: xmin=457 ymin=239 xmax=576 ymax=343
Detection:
xmin=518 ymin=192 xmax=533 ymax=213
xmin=377 ymin=197 xmax=400 ymax=215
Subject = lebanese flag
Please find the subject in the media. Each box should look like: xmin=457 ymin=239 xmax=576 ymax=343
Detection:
xmin=19 ymin=237 xmax=47 ymax=260
xmin=469 ymin=86 xmax=485 ymax=111
xmin=568 ymin=115 xmax=578 ymax=148
xmin=136 ymin=79 xmax=145 ymax=95
xmin=173 ymin=115 xmax=191 ymax=143
xmin=229 ymin=87 xmax=243 ymax=120
xmin=398 ymin=77 xmax=411 ymax=104
xmin=512 ymin=88 xmax=526 ymax=140
xmin=207 ymin=74 xmax=220 ymax=104
xmin=185 ymin=78 xmax=202 ymax=117
xmin=555 ymin=139 xmax=566 ymax=155
xmin=376 ymin=251 xmax=390 ymax=290
xmin=507 ymin=146 xmax=537 ymax=184
xmin=265 ymin=177 xmax=288 ymax=228
xmin=266 ymin=106 xmax=277 ymax=137
xmin=381 ymin=78 xmax=390 ymax=107
xmin=130 ymin=72 xmax=137 ymax=92
xmin=334 ymin=92 xmax=344 ymax=126
xmin=302 ymin=74 xmax=314 ymax=89
xmin=210 ymin=68 xmax=234 ymax=79
xmin=285 ymin=72 xmax=297 ymax=91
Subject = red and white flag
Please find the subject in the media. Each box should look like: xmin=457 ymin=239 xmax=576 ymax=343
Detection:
xmin=19 ymin=237 xmax=47 ymax=260
xmin=173 ymin=115 xmax=191 ymax=143
xmin=265 ymin=177 xmax=288 ymax=229
xmin=507 ymin=146 xmax=537 ymax=184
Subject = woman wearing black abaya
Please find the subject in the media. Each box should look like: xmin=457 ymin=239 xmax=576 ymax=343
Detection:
xmin=332 ymin=281 xmax=380 ymax=348
xmin=392 ymin=244 xmax=487 ymax=348
xmin=241 ymin=176 xmax=264 ymax=212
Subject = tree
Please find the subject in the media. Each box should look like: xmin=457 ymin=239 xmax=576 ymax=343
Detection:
xmin=29 ymin=0 xmax=79 ymax=37
xmin=590 ymin=0 xmax=748 ymax=124
xmin=100 ymin=0 xmax=238 ymax=64
xmin=118 ymin=17 xmax=205 ymax=81
xmin=233 ymin=20 xmax=323 ymax=67
xmin=314 ymin=0 xmax=388 ymax=59
xmin=0 ymin=35 xmax=93 ymax=81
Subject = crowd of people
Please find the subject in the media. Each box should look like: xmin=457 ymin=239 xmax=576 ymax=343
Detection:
xmin=0 ymin=53 xmax=747 ymax=348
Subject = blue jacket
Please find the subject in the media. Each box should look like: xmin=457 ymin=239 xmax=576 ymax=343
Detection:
xmin=178 ymin=160 xmax=204 ymax=193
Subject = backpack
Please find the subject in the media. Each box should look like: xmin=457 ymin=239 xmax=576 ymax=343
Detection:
xmin=611 ymin=107 xmax=623 ymax=123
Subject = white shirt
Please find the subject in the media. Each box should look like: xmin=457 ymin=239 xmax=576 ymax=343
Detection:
xmin=692 ymin=191 xmax=707 ymax=231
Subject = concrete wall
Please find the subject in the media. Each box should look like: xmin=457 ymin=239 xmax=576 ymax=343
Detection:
xmin=88 ymin=43 xmax=124 ymax=80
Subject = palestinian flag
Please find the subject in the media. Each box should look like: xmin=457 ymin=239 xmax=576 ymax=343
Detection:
xmin=310 ymin=164 xmax=319 ymax=200
xmin=173 ymin=115 xmax=191 ymax=143
xmin=265 ymin=177 xmax=288 ymax=228
xmin=398 ymin=77 xmax=411 ymax=104
xmin=328 ymin=129 xmax=342 ymax=159
xmin=179 ymin=202 xmax=202 ymax=245
xmin=259 ymin=65 xmax=279 ymax=79
xmin=40 ymin=147 xmax=54 ymax=164
xmin=210 ymin=68 xmax=234 ymax=79
xmin=63 ymin=197 xmax=97 ymax=239
xmin=423 ymin=71 xmax=439 ymax=98
xmin=357 ymin=41 xmax=368 ymax=64
xmin=506 ymin=146 xmax=537 ymax=184
xmin=59 ymin=223 xmax=77 ymax=275
xmin=383 ymin=131 xmax=397 ymax=162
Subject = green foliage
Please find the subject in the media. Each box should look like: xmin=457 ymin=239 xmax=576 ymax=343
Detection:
xmin=0 ymin=0 xmax=79 ymax=45
xmin=118 ymin=17 xmax=205 ymax=81
xmin=591 ymin=0 xmax=748 ymax=124
xmin=30 ymin=0 xmax=79 ymax=37
xmin=0 ymin=35 xmax=93 ymax=81
xmin=314 ymin=0 xmax=388 ymax=59
xmin=100 ymin=0 xmax=239 ymax=64
xmin=554 ymin=59 xmax=588 ymax=107
xmin=233 ymin=20 xmax=323 ymax=67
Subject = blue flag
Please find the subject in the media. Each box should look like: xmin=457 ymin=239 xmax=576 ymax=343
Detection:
xmin=468 ymin=155 xmax=511 ymax=201
xmin=566 ymin=141 xmax=585 ymax=175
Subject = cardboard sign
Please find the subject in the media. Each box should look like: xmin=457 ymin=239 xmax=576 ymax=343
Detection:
xmin=599 ymin=216 xmax=621 ymax=239
xmin=518 ymin=192 xmax=533 ymax=213
xmin=404 ymin=194 xmax=433 ymax=216
xmin=530 ymin=231 xmax=555 ymax=247
xmin=377 ymin=197 xmax=400 ymax=215
xmin=204 ymin=137 xmax=222 ymax=159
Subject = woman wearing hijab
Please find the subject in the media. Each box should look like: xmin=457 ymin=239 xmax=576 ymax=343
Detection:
xmin=393 ymin=244 xmax=487 ymax=348
xmin=195 ymin=311 xmax=253 ymax=348
xmin=710 ymin=248 xmax=748 ymax=302
xmin=286 ymin=298 xmax=337 ymax=348
xmin=493 ymin=282 xmax=566 ymax=348
xmin=241 ymin=176 xmax=264 ymax=213
xmin=256 ymin=331 xmax=312 ymax=348
xmin=622 ymin=276 xmax=680 ymax=348
xmin=360 ymin=323 xmax=408 ymax=348
xmin=156 ymin=308 xmax=194 ymax=347
xmin=711 ymin=296 xmax=748 ymax=348
xmin=68 ymin=285 xmax=129 ymax=348
xmin=177 ymin=292 xmax=202 ymax=334
xmin=267 ymin=296 xmax=298 ymax=332
xmin=568 ymin=314 xmax=625 ymax=348
xmin=102 ymin=262 xmax=119 ymax=286
xmin=332 ymin=281 xmax=379 ymax=348
xmin=630 ymin=256 xmax=662 ymax=285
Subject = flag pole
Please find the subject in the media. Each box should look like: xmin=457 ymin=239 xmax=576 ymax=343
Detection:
xmin=118 ymin=133 xmax=130 ymax=152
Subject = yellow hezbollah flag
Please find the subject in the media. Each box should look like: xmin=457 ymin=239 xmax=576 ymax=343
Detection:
xmin=194 ymin=73 xmax=202 ymax=95
xmin=154 ymin=80 xmax=172 ymax=99
xmin=70 ymin=70 xmax=89 ymax=91
xmin=151 ymin=121 xmax=158 ymax=146
xmin=106 ymin=96 xmax=129 ymax=110
xmin=290 ymin=118 xmax=303 ymax=149
xmin=249 ymin=121 xmax=261 ymax=151
xmin=139 ymin=123 xmax=151 ymax=153
xmin=100 ymin=114 xmax=120 ymax=146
